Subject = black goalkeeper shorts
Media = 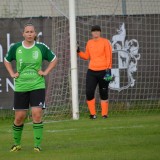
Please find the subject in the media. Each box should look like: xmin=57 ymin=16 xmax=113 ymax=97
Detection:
xmin=13 ymin=89 xmax=45 ymax=110
xmin=86 ymin=69 xmax=110 ymax=100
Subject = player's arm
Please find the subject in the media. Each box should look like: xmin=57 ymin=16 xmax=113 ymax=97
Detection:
xmin=106 ymin=40 xmax=112 ymax=69
xmin=104 ymin=40 xmax=113 ymax=82
xmin=4 ymin=45 xmax=19 ymax=78
xmin=77 ymin=42 xmax=90 ymax=60
xmin=38 ymin=57 xmax=58 ymax=76
xmin=38 ymin=44 xmax=58 ymax=76
xmin=109 ymin=41 xmax=112 ymax=68
xmin=4 ymin=60 xmax=19 ymax=78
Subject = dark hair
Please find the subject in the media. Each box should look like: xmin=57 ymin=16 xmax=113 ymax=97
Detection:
xmin=91 ymin=25 xmax=101 ymax=32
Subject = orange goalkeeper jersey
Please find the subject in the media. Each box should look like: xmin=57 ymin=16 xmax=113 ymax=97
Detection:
xmin=78 ymin=37 xmax=112 ymax=71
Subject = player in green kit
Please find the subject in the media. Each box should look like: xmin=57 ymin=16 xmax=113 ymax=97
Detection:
xmin=4 ymin=23 xmax=58 ymax=152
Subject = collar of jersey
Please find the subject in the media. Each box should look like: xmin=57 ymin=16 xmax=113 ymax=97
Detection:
xmin=22 ymin=41 xmax=35 ymax=49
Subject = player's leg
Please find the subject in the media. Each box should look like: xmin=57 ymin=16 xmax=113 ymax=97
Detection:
xmin=30 ymin=89 xmax=45 ymax=152
xmin=86 ymin=69 xmax=98 ymax=119
xmin=98 ymin=70 xmax=110 ymax=118
xmin=100 ymin=100 xmax=109 ymax=118
xmin=10 ymin=92 xmax=29 ymax=152
xmin=32 ymin=107 xmax=43 ymax=152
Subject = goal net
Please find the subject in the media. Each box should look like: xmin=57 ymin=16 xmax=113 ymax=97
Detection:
xmin=75 ymin=0 xmax=160 ymax=116
xmin=0 ymin=0 xmax=160 ymax=119
xmin=47 ymin=0 xmax=160 ymax=118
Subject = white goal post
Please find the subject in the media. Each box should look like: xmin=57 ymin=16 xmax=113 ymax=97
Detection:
xmin=69 ymin=0 xmax=79 ymax=120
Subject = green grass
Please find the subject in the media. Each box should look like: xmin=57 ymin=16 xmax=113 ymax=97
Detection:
xmin=0 ymin=114 xmax=160 ymax=160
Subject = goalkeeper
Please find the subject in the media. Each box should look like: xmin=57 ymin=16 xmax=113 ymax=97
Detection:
xmin=4 ymin=23 xmax=57 ymax=152
xmin=77 ymin=25 xmax=112 ymax=119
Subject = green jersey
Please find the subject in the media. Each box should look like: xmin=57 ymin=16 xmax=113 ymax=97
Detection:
xmin=5 ymin=41 xmax=56 ymax=92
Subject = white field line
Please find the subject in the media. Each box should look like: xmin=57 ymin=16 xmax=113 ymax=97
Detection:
xmin=46 ymin=129 xmax=76 ymax=133
xmin=5 ymin=123 xmax=159 ymax=133
xmin=26 ymin=120 xmax=71 ymax=125
xmin=7 ymin=123 xmax=148 ymax=133
xmin=103 ymin=125 xmax=145 ymax=130
xmin=45 ymin=125 xmax=145 ymax=133
xmin=6 ymin=125 xmax=144 ymax=133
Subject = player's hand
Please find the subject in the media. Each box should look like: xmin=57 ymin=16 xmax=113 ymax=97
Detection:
xmin=77 ymin=42 xmax=80 ymax=53
xmin=10 ymin=72 xmax=19 ymax=78
xmin=38 ymin=70 xmax=48 ymax=76
xmin=104 ymin=69 xmax=112 ymax=82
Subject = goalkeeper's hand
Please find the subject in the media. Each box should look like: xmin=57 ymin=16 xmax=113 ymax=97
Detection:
xmin=104 ymin=69 xmax=112 ymax=82
xmin=77 ymin=42 xmax=80 ymax=53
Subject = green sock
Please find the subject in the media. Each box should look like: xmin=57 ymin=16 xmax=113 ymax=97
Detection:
xmin=12 ymin=124 xmax=24 ymax=145
xmin=33 ymin=122 xmax=44 ymax=147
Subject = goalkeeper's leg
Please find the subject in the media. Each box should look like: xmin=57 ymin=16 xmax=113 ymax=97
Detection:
xmin=99 ymin=75 xmax=110 ymax=118
xmin=86 ymin=69 xmax=98 ymax=118
xmin=100 ymin=100 xmax=109 ymax=118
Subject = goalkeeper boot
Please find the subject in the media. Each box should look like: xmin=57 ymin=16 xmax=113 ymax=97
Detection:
xmin=34 ymin=147 xmax=42 ymax=152
xmin=10 ymin=145 xmax=21 ymax=152
xmin=89 ymin=115 xmax=97 ymax=119
xmin=102 ymin=115 xmax=108 ymax=119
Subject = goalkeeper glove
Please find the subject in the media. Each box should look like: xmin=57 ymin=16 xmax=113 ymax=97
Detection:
xmin=104 ymin=69 xmax=112 ymax=82
xmin=77 ymin=42 xmax=80 ymax=53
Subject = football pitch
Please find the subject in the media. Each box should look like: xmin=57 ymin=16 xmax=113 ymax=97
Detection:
xmin=0 ymin=113 xmax=160 ymax=160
